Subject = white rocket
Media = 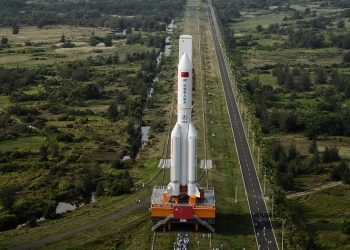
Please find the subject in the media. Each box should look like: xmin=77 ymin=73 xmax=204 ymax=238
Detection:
xmin=166 ymin=52 xmax=200 ymax=198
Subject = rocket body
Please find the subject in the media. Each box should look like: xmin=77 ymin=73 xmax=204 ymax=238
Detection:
xmin=167 ymin=53 xmax=199 ymax=198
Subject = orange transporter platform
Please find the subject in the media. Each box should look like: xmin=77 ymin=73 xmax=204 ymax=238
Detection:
xmin=151 ymin=186 xmax=215 ymax=232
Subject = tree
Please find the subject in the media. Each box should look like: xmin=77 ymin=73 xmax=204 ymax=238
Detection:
xmin=331 ymin=161 xmax=350 ymax=184
xmin=51 ymin=142 xmax=60 ymax=158
xmin=112 ymin=53 xmax=120 ymax=64
xmin=283 ymin=171 xmax=295 ymax=191
xmin=341 ymin=218 xmax=350 ymax=234
xmin=95 ymin=182 xmax=104 ymax=197
xmin=12 ymin=20 xmax=19 ymax=34
xmin=308 ymin=139 xmax=317 ymax=154
xmin=329 ymin=69 xmax=340 ymax=85
xmin=296 ymin=70 xmax=312 ymax=91
xmin=309 ymin=148 xmax=319 ymax=172
xmin=39 ymin=145 xmax=49 ymax=161
xmin=343 ymin=52 xmax=350 ymax=63
xmin=28 ymin=217 xmax=37 ymax=227
xmin=280 ymin=111 xmax=302 ymax=133
xmin=338 ymin=19 xmax=345 ymax=29
xmin=227 ymin=29 xmax=236 ymax=50
xmin=130 ymin=141 xmax=140 ymax=159
xmin=12 ymin=26 xmax=19 ymax=34
xmin=288 ymin=142 xmax=298 ymax=160
xmin=125 ymin=120 xmax=136 ymax=136
xmin=82 ymin=165 xmax=102 ymax=196
xmin=107 ymin=101 xmax=119 ymax=121
xmin=90 ymin=36 xmax=100 ymax=46
xmin=0 ymin=186 xmax=16 ymax=211
xmin=61 ymin=40 xmax=75 ymax=48
xmin=256 ymin=24 xmax=263 ymax=33
xmin=104 ymin=36 xmax=112 ymax=47
xmin=128 ymin=96 xmax=143 ymax=122
xmin=43 ymin=202 xmax=57 ymax=219
xmin=301 ymin=111 xmax=342 ymax=139
xmin=315 ymin=67 xmax=327 ymax=84
xmin=112 ymin=159 xmax=125 ymax=169
xmin=1 ymin=36 xmax=8 ymax=45
xmin=342 ymin=35 xmax=350 ymax=49
xmin=0 ymin=213 xmax=17 ymax=230
xmin=60 ymin=34 xmax=65 ymax=43
xmin=322 ymin=145 xmax=340 ymax=163
xmin=340 ymin=161 xmax=350 ymax=184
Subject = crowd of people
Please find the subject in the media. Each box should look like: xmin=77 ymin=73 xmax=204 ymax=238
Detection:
xmin=172 ymin=232 xmax=227 ymax=249
xmin=174 ymin=233 xmax=190 ymax=250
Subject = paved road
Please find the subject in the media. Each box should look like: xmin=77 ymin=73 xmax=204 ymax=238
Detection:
xmin=206 ymin=2 xmax=278 ymax=250
xmin=8 ymin=194 xmax=151 ymax=250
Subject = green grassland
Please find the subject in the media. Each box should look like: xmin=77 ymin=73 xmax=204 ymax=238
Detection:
xmin=0 ymin=25 xmax=163 ymax=67
xmin=292 ymin=185 xmax=350 ymax=250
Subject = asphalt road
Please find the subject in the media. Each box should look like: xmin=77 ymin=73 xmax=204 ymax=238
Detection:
xmin=206 ymin=2 xmax=279 ymax=250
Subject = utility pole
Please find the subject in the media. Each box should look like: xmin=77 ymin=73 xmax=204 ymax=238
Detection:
xmin=235 ymin=185 xmax=237 ymax=203
xmin=263 ymin=166 xmax=266 ymax=196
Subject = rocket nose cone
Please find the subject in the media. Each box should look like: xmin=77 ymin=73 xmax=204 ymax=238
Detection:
xmin=179 ymin=53 xmax=192 ymax=71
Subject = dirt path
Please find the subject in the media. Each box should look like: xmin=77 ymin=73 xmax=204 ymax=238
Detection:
xmin=286 ymin=181 xmax=342 ymax=199
xmin=10 ymin=194 xmax=152 ymax=250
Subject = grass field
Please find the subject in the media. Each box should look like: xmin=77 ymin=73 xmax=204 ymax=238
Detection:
xmin=292 ymin=185 xmax=350 ymax=250
xmin=0 ymin=25 xmax=160 ymax=67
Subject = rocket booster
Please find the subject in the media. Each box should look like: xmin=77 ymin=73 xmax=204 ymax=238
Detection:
xmin=167 ymin=53 xmax=199 ymax=198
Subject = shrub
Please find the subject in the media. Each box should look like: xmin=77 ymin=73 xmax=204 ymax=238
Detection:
xmin=322 ymin=146 xmax=340 ymax=163
xmin=43 ymin=202 xmax=57 ymax=219
xmin=341 ymin=218 xmax=350 ymax=234
xmin=28 ymin=217 xmax=37 ymax=227
xmin=112 ymin=159 xmax=125 ymax=169
xmin=0 ymin=213 xmax=17 ymax=230
xmin=56 ymin=132 xmax=75 ymax=142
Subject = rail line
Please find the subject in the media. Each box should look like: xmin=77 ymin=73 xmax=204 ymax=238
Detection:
xmin=56 ymin=213 xmax=151 ymax=250
xmin=2 ymin=168 xmax=162 ymax=247
xmin=152 ymin=0 xmax=214 ymax=249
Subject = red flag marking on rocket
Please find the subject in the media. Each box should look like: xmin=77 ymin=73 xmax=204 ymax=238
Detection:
xmin=181 ymin=72 xmax=189 ymax=77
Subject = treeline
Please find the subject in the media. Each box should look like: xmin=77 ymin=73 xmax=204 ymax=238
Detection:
xmin=212 ymin=0 xmax=350 ymax=13
xmin=244 ymin=64 xmax=350 ymax=138
xmin=0 ymin=0 xmax=183 ymax=29
xmin=259 ymin=137 xmax=349 ymax=249
xmin=265 ymin=139 xmax=349 ymax=191
xmin=0 ymin=47 xmax=158 ymax=96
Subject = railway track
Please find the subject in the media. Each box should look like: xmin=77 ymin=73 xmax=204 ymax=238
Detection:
xmin=152 ymin=0 xmax=214 ymax=249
